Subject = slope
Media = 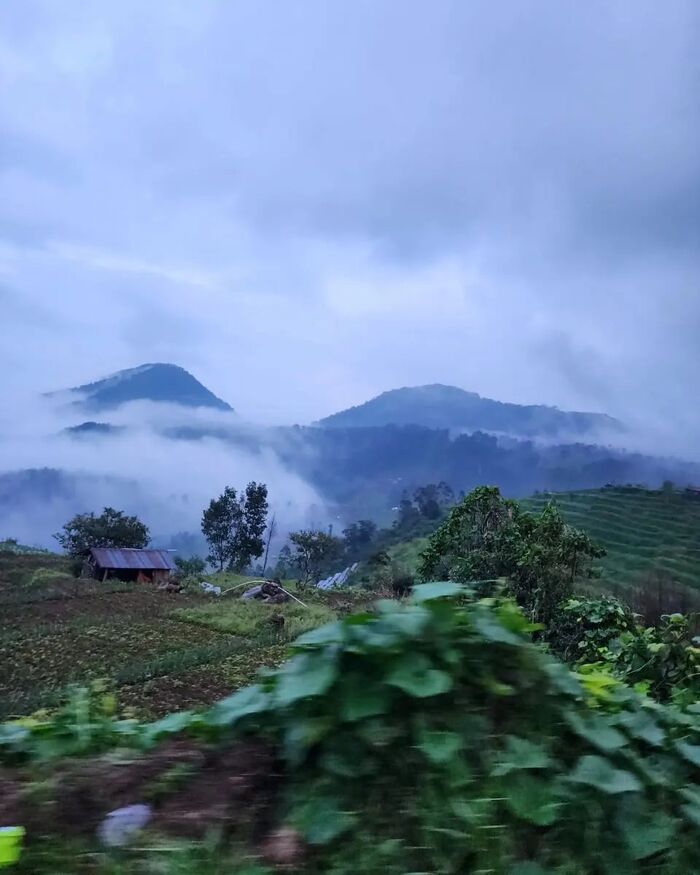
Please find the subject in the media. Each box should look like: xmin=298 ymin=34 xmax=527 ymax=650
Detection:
xmin=521 ymin=486 xmax=700 ymax=593
xmin=318 ymin=383 xmax=621 ymax=439
xmin=63 ymin=363 xmax=233 ymax=412
xmin=385 ymin=486 xmax=700 ymax=596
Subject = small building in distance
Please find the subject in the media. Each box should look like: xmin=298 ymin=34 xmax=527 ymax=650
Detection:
xmin=86 ymin=547 xmax=177 ymax=583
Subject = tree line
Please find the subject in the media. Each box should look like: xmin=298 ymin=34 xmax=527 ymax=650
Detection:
xmin=53 ymin=478 xmax=459 ymax=584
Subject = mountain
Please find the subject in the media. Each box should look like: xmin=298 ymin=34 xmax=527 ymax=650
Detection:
xmin=62 ymin=363 xmax=233 ymax=413
xmin=318 ymin=384 xmax=622 ymax=439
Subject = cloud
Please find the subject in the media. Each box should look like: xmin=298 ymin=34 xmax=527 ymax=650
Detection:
xmin=0 ymin=0 xmax=697 ymax=445
xmin=0 ymin=393 xmax=329 ymax=547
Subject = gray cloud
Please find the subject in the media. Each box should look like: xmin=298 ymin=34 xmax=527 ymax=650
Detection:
xmin=0 ymin=0 xmax=697 ymax=447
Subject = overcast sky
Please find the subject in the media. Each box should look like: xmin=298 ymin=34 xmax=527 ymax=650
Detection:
xmin=1 ymin=1 xmax=698 ymax=437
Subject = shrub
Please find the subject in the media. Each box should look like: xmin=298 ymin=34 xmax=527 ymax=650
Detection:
xmin=548 ymin=595 xmax=638 ymax=663
xmin=419 ymin=486 xmax=604 ymax=625
xmin=208 ymin=586 xmax=700 ymax=873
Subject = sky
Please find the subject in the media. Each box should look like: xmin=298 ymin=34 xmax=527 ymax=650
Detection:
xmin=1 ymin=0 xmax=698 ymax=436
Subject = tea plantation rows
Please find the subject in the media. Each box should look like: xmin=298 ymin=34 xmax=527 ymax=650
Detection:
xmin=521 ymin=487 xmax=700 ymax=592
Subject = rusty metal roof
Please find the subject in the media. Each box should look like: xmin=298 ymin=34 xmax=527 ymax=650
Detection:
xmin=89 ymin=547 xmax=177 ymax=571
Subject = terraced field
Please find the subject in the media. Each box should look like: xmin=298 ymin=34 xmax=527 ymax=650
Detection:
xmin=386 ymin=487 xmax=700 ymax=599
xmin=522 ymin=487 xmax=700 ymax=593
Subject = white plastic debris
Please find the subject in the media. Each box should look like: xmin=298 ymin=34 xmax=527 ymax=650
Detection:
xmin=98 ymin=804 xmax=152 ymax=848
xmin=200 ymin=581 xmax=221 ymax=596
xmin=316 ymin=563 xmax=358 ymax=589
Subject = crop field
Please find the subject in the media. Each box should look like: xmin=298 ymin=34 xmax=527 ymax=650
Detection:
xmin=0 ymin=551 xmax=363 ymax=721
xmin=522 ymin=487 xmax=700 ymax=593
xmin=385 ymin=487 xmax=700 ymax=601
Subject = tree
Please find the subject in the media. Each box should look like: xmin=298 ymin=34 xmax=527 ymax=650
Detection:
xmin=54 ymin=507 xmax=150 ymax=560
xmin=413 ymin=482 xmax=455 ymax=519
xmin=395 ymin=498 xmax=421 ymax=530
xmin=288 ymin=529 xmax=344 ymax=583
xmin=272 ymin=544 xmax=294 ymax=580
xmin=174 ymin=555 xmax=206 ymax=577
xmin=342 ymin=519 xmax=377 ymax=554
xmin=235 ymin=482 xmax=269 ymax=572
xmin=262 ymin=512 xmax=277 ymax=574
xmin=201 ymin=482 xmax=269 ymax=572
xmin=419 ymin=486 xmax=604 ymax=625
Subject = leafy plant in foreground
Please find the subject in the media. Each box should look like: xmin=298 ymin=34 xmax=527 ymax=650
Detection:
xmin=209 ymin=585 xmax=700 ymax=873
xmin=5 ymin=588 xmax=700 ymax=872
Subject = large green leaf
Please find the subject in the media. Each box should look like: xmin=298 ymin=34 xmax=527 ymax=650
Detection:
xmin=568 ymin=755 xmax=641 ymax=794
xmin=411 ymin=581 xmax=464 ymax=603
xmin=387 ymin=654 xmax=453 ymax=698
xmin=504 ymin=774 xmax=560 ymax=826
xmin=619 ymin=800 xmax=675 ymax=860
xmin=471 ymin=611 xmax=523 ymax=645
xmin=294 ymin=621 xmax=345 ymax=649
xmin=294 ymin=794 xmax=356 ymax=845
xmin=492 ymin=735 xmax=551 ymax=776
xmin=565 ymin=711 xmax=627 ymax=752
xmin=416 ymin=729 xmax=462 ymax=765
xmin=615 ymin=709 xmax=664 ymax=747
xmin=141 ymin=710 xmax=195 ymax=743
xmin=275 ymin=655 xmax=337 ymax=707
xmin=675 ymin=741 xmax=700 ymax=767
xmin=378 ymin=603 xmax=431 ymax=637
xmin=339 ymin=676 xmax=390 ymax=722
xmin=207 ymin=684 xmax=269 ymax=727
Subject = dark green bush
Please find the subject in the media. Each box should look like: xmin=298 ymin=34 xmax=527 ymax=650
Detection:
xmin=5 ymin=587 xmax=700 ymax=872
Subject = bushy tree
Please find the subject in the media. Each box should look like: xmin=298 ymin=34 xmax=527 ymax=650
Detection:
xmin=201 ymin=482 xmax=268 ymax=572
xmin=174 ymin=555 xmax=207 ymax=577
xmin=288 ymin=529 xmax=344 ymax=583
xmin=54 ymin=507 xmax=150 ymax=559
xmin=419 ymin=486 xmax=604 ymax=624
xmin=342 ymin=519 xmax=377 ymax=557
xmin=413 ymin=481 xmax=454 ymax=519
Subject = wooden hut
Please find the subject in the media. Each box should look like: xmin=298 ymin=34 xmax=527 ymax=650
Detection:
xmin=87 ymin=547 xmax=177 ymax=583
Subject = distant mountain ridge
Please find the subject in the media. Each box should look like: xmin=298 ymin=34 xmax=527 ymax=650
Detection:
xmin=60 ymin=363 xmax=233 ymax=413
xmin=318 ymin=384 xmax=622 ymax=439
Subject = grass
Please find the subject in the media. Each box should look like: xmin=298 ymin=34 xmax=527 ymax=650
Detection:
xmin=177 ymin=599 xmax=337 ymax=643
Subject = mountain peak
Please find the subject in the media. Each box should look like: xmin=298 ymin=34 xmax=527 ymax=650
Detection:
xmin=318 ymin=384 xmax=621 ymax=438
xmin=65 ymin=363 xmax=233 ymax=412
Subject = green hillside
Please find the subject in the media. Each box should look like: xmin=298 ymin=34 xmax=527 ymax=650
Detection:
xmin=389 ymin=486 xmax=700 ymax=594
xmin=524 ymin=487 xmax=700 ymax=592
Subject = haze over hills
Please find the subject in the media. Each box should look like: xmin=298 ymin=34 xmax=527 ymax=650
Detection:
xmin=318 ymin=384 xmax=622 ymax=440
xmin=57 ymin=363 xmax=233 ymax=413
xmin=2 ymin=363 xmax=698 ymax=547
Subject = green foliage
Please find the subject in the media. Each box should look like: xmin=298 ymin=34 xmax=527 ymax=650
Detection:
xmin=413 ymin=481 xmax=455 ymax=519
xmin=548 ymin=595 xmax=638 ymax=662
xmin=0 ymin=538 xmax=48 ymax=555
xmin=341 ymin=519 xmax=377 ymax=556
xmin=419 ymin=486 xmax=604 ymax=624
xmin=201 ymin=483 xmax=268 ymax=572
xmin=53 ymin=507 xmax=150 ymax=560
xmin=174 ymin=555 xmax=207 ymax=577
xmin=608 ymin=613 xmax=700 ymax=703
xmin=288 ymin=529 xmax=344 ymax=583
xmin=177 ymin=600 xmax=337 ymax=643
xmin=552 ymin=600 xmax=700 ymax=703
xmin=6 ymin=591 xmax=700 ymax=871
xmin=521 ymin=487 xmax=700 ymax=597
